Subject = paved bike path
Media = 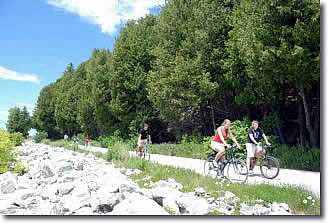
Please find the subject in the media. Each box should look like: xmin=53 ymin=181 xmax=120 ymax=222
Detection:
xmin=80 ymin=144 xmax=320 ymax=198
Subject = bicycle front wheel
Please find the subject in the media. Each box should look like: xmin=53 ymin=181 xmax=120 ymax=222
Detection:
xmin=260 ymin=156 xmax=280 ymax=179
xmin=226 ymin=159 xmax=248 ymax=184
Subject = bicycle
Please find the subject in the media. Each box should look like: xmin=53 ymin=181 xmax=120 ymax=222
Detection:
xmin=136 ymin=145 xmax=150 ymax=160
xmin=250 ymin=144 xmax=280 ymax=179
xmin=204 ymin=145 xmax=248 ymax=184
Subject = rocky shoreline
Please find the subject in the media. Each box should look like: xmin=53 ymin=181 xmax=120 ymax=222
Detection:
xmin=0 ymin=141 xmax=291 ymax=215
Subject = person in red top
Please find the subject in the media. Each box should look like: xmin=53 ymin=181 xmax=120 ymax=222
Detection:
xmin=211 ymin=119 xmax=241 ymax=166
xmin=85 ymin=134 xmax=91 ymax=149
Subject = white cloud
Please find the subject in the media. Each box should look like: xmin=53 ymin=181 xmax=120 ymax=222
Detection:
xmin=47 ymin=0 xmax=165 ymax=34
xmin=0 ymin=66 xmax=40 ymax=84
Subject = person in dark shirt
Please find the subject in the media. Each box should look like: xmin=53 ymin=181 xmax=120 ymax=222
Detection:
xmin=137 ymin=123 xmax=152 ymax=155
xmin=246 ymin=120 xmax=271 ymax=172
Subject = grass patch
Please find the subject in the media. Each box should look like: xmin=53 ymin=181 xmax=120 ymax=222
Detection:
xmin=207 ymin=210 xmax=225 ymax=215
xmin=113 ymin=155 xmax=320 ymax=215
xmin=42 ymin=139 xmax=104 ymax=157
xmin=148 ymin=143 xmax=207 ymax=160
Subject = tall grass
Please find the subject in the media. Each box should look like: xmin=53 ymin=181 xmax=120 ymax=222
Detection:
xmin=271 ymin=145 xmax=320 ymax=171
xmin=148 ymin=143 xmax=208 ymax=160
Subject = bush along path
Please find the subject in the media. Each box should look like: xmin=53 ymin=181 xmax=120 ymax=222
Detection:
xmin=0 ymin=141 xmax=319 ymax=215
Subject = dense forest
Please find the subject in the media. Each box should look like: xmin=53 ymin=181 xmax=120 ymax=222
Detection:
xmin=30 ymin=0 xmax=320 ymax=147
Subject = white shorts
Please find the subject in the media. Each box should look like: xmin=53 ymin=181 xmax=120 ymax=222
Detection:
xmin=138 ymin=139 xmax=147 ymax=149
xmin=246 ymin=143 xmax=265 ymax=158
xmin=210 ymin=141 xmax=225 ymax=153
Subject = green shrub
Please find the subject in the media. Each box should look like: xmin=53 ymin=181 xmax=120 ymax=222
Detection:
xmin=12 ymin=162 xmax=26 ymax=175
xmin=228 ymin=118 xmax=251 ymax=157
xmin=41 ymin=139 xmax=51 ymax=145
xmin=0 ymin=129 xmax=16 ymax=174
xmin=52 ymin=140 xmax=71 ymax=148
xmin=149 ymin=142 xmax=208 ymax=160
xmin=9 ymin=132 xmax=24 ymax=146
xmin=180 ymin=134 xmax=204 ymax=144
xmin=125 ymin=134 xmax=138 ymax=151
xmin=229 ymin=118 xmax=251 ymax=145
xmin=99 ymin=135 xmax=124 ymax=148
xmin=90 ymin=140 xmax=102 ymax=147
xmin=33 ymin=131 xmax=48 ymax=143
xmin=76 ymin=133 xmax=86 ymax=145
xmin=106 ymin=142 xmax=130 ymax=161
xmin=0 ymin=165 xmax=8 ymax=174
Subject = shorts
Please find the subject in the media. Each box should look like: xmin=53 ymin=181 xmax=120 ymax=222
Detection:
xmin=210 ymin=141 xmax=225 ymax=153
xmin=246 ymin=143 xmax=265 ymax=158
xmin=138 ymin=139 xmax=147 ymax=149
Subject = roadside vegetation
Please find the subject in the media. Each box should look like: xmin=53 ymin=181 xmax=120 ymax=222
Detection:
xmin=0 ymin=129 xmax=26 ymax=174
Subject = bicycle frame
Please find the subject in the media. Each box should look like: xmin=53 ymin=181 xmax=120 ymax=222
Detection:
xmin=221 ymin=145 xmax=239 ymax=170
xmin=208 ymin=145 xmax=239 ymax=170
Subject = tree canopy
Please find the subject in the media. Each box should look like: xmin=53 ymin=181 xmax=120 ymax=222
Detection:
xmin=31 ymin=0 xmax=320 ymax=146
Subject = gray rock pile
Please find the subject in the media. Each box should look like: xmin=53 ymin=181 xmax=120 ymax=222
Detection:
xmin=0 ymin=141 xmax=291 ymax=215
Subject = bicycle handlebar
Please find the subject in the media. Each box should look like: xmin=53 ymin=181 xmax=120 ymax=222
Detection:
xmin=224 ymin=144 xmax=240 ymax=149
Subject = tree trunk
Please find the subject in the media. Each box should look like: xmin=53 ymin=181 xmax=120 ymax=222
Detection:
xmin=297 ymin=99 xmax=306 ymax=145
xmin=210 ymin=101 xmax=216 ymax=134
xmin=299 ymin=87 xmax=317 ymax=146
xmin=313 ymin=109 xmax=320 ymax=147
xmin=275 ymin=128 xmax=286 ymax=144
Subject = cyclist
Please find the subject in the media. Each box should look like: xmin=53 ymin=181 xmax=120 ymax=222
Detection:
xmin=137 ymin=123 xmax=152 ymax=156
xmin=211 ymin=119 xmax=241 ymax=168
xmin=85 ymin=134 xmax=91 ymax=149
xmin=246 ymin=120 xmax=271 ymax=173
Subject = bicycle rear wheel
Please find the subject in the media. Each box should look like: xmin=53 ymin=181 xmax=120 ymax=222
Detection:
xmin=203 ymin=159 xmax=218 ymax=177
xmin=226 ymin=159 xmax=248 ymax=184
xmin=260 ymin=156 xmax=280 ymax=179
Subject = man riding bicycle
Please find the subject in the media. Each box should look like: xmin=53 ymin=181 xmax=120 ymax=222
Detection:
xmin=137 ymin=123 xmax=152 ymax=156
xmin=246 ymin=120 xmax=271 ymax=173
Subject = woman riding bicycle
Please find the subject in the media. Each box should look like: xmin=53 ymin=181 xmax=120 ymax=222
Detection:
xmin=210 ymin=119 xmax=241 ymax=167
xmin=246 ymin=120 xmax=271 ymax=173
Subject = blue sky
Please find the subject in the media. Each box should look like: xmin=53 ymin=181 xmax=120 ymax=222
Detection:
xmin=0 ymin=0 xmax=164 ymax=130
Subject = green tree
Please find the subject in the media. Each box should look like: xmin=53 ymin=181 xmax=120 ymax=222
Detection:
xmin=54 ymin=63 xmax=81 ymax=135
xmin=147 ymin=0 xmax=238 ymax=135
xmin=109 ymin=15 xmax=159 ymax=136
xmin=6 ymin=106 xmax=31 ymax=137
xmin=33 ymin=83 xmax=61 ymax=138
xmin=85 ymin=49 xmax=114 ymax=136
xmin=225 ymin=0 xmax=320 ymax=146
xmin=74 ymin=62 xmax=99 ymax=137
